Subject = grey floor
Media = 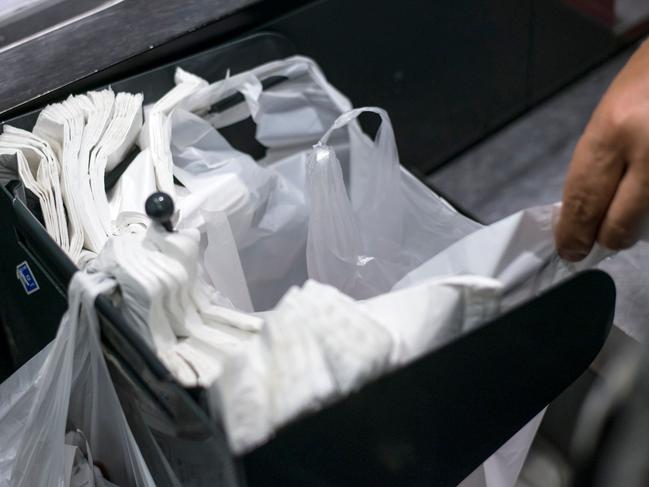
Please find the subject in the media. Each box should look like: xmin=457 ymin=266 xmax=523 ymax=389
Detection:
xmin=427 ymin=47 xmax=638 ymax=487
xmin=427 ymin=49 xmax=632 ymax=224
xmin=617 ymin=0 xmax=649 ymax=32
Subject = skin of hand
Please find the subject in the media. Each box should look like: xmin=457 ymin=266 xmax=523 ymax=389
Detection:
xmin=555 ymin=39 xmax=649 ymax=261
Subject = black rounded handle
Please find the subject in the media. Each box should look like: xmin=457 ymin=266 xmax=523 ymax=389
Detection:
xmin=145 ymin=192 xmax=175 ymax=232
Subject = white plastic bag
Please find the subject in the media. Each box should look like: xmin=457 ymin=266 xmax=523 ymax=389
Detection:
xmin=391 ymin=204 xmax=615 ymax=487
xmin=32 ymin=97 xmax=87 ymax=262
xmin=0 ymin=272 xmax=155 ymax=487
xmin=208 ymin=273 xmax=506 ymax=454
xmin=393 ymin=204 xmax=604 ymax=302
xmin=201 ymin=208 xmax=253 ymax=312
xmin=22 ymin=90 xmax=143 ymax=261
xmin=169 ymin=56 xmax=360 ymax=310
xmin=161 ymin=56 xmax=358 ymax=310
xmin=306 ymin=107 xmax=480 ymax=299
xmin=169 ymin=62 xmax=478 ymax=308
xmin=170 ymin=108 xmax=309 ymax=310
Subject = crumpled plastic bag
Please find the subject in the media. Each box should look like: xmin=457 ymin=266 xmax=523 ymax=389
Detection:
xmin=0 ymin=272 xmax=155 ymax=487
xmin=209 ymin=274 xmax=503 ymax=453
xmin=306 ymin=107 xmax=480 ymax=298
xmin=163 ymin=57 xmax=357 ymax=311
xmin=393 ymin=204 xmax=604 ymax=301
xmin=65 ymin=429 xmax=120 ymax=487
xmin=170 ymin=108 xmax=308 ymax=311
xmin=390 ymin=202 xmax=636 ymax=487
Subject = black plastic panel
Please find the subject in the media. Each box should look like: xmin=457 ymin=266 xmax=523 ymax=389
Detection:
xmin=263 ymin=0 xmax=640 ymax=175
xmin=0 ymin=30 xmax=618 ymax=487
xmin=243 ymin=270 xmax=615 ymax=487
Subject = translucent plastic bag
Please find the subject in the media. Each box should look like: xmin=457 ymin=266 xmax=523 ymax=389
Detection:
xmin=0 ymin=272 xmax=155 ymax=487
xmin=170 ymin=108 xmax=308 ymax=311
xmin=389 ymin=204 xmax=618 ymax=487
xmin=168 ymin=57 xmax=354 ymax=310
xmin=306 ymin=107 xmax=480 ymax=299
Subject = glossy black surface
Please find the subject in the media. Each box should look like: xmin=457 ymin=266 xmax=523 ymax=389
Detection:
xmin=243 ymin=270 xmax=615 ymax=487
xmin=145 ymin=192 xmax=175 ymax=231
xmin=0 ymin=0 xmax=310 ymax=118
xmin=261 ymin=0 xmax=646 ymax=174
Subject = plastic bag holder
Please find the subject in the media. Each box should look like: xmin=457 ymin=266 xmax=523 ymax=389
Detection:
xmin=0 ymin=33 xmax=617 ymax=487
xmin=144 ymin=192 xmax=175 ymax=232
xmin=98 ymin=260 xmax=616 ymax=487
xmin=104 ymin=145 xmax=140 ymax=192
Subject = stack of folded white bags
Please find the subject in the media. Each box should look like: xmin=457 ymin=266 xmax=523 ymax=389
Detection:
xmin=2 ymin=56 xmax=648 ymax=487
xmin=0 ymin=90 xmax=145 ymax=265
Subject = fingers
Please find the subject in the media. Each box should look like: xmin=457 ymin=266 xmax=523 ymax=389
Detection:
xmin=597 ymin=160 xmax=649 ymax=250
xmin=555 ymin=133 xmax=625 ymax=261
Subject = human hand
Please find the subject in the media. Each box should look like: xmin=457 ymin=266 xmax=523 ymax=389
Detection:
xmin=555 ymin=39 xmax=649 ymax=261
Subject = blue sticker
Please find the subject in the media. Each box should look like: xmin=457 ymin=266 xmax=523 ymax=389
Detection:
xmin=16 ymin=261 xmax=39 ymax=295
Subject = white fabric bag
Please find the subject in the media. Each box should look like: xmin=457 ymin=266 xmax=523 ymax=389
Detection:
xmin=0 ymin=272 xmax=155 ymax=487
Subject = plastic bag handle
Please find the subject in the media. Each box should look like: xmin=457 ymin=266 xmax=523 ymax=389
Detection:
xmin=317 ymin=107 xmax=394 ymax=148
xmin=314 ymin=107 xmax=405 ymax=252
xmin=183 ymin=56 xmax=352 ymax=120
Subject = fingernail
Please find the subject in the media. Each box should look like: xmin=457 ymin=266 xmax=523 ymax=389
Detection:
xmin=558 ymin=249 xmax=589 ymax=262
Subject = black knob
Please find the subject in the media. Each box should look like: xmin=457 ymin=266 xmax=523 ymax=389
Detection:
xmin=145 ymin=192 xmax=175 ymax=232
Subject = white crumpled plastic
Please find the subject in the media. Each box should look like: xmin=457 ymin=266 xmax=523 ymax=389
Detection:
xmin=209 ymin=273 xmax=505 ymax=454
xmin=391 ymin=203 xmax=630 ymax=487
xmin=163 ymin=57 xmax=357 ymax=310
xmin=393 ymin=204 xmax=605 ymax=300
xmin=306 ymin=107 xmax=480 ymax=298
xmin=170 ymin=108 xmax=309 ymax=311
xmin=0 ymin=272 xmax=155 ymax=487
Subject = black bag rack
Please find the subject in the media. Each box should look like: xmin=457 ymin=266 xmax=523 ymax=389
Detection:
xmin=0 ymin=33 xmax=615 ymax=487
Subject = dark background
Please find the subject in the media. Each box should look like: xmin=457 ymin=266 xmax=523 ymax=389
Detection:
xmin=2 ymin=0 xmax=645 ymax=177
